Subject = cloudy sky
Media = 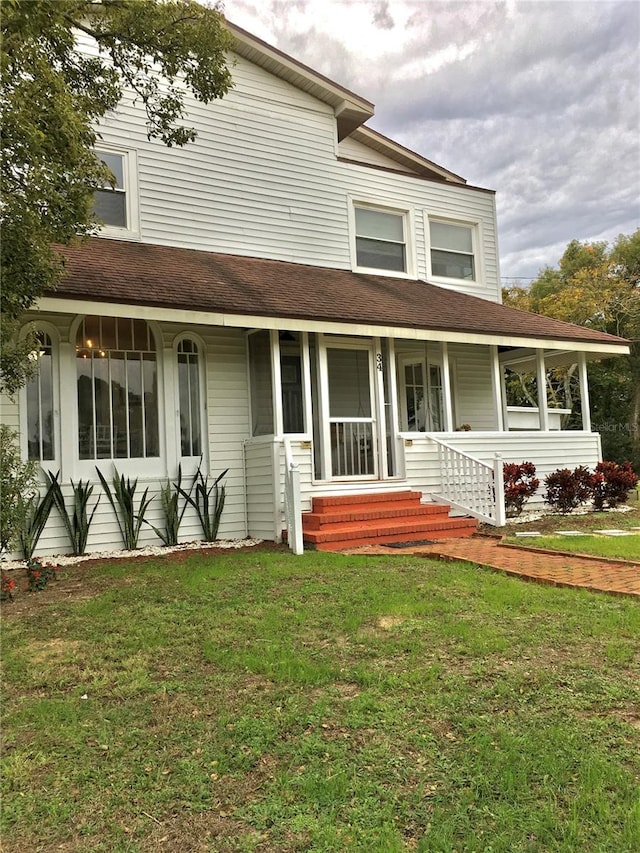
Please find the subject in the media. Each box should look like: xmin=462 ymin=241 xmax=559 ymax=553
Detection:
xmin=222 ymin=0 xmax=639 ymax=282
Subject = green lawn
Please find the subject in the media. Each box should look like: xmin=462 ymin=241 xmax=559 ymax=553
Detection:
xmin=2 ymin=548 xmax=639 ymax=852
xmin=505 ymin=533 xmax=640 ymax=561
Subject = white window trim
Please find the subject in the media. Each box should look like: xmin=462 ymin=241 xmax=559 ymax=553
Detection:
xmin=426 ymin=216 xmax=482 ymax=286
xmin=173 ymin=332 xmax=208 ymax=474
xmin=94 ymin=145 xmax=140 ymax=240
xmin=397 ymin=352 xmax=445 ymax=433
xmin=70 ymin=315 xmax=166 ymax=480
xmin=348 ymin=195 xmax=417 ymax=279
xmin=19 ymin=322 xmax=61 ymax=474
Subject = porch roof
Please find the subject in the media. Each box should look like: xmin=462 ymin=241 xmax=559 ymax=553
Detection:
xmin=51 ymin=239 xmax=628 ymax=350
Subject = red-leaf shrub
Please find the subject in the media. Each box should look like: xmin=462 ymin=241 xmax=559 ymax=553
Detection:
xmin=503 ymin=461 xmax=539 ymax=517
xmin=592 ymin=461 xmax=638 ymax=510
xmin=544 ymin=466 xmax=596 ymax=513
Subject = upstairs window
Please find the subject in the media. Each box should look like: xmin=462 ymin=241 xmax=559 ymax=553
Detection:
xmin=430 ymin=220 xmax=475 ymax=281
xmin=76 ymin=316 xmax=159 ymax=460
xmin=94 ymin=151 xmax=127 ymax=228
xmin=26 ymin=332 xmax=55 ymax=461
xmin=354 ymin=205 xmax=407 ymax=273
xmin=93 ymin=149 xmax=138 ymax=235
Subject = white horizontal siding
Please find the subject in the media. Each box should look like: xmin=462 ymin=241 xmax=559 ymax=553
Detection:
xmin=449 ymin=344 xmax=497 ymax=430
xmin=244 ymin=438 xmax=278 ymax=540
xmin=1 ymin=392 xmax=19 ymax=432
xmin=85 ymin=39 xmax=500 ymax=301
xmin=338 ymin=137 xmax=417 ymax=171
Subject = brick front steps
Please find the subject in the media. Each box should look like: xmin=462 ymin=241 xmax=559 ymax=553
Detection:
xmin=302 ymin=491 xmax=477 ymax=551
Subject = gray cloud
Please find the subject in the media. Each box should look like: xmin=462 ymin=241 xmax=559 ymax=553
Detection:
xmin=225 ymin=0 xmax=639 ymax=279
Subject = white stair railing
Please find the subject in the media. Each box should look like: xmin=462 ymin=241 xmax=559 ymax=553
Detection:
xmin=427 ymin=436 xmax=505 ymax=526
xmin=283 ymin=438 xmax=304 ymax=554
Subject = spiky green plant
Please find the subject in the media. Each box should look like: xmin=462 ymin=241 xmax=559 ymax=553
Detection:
xmin=96 ymin=467 xmax=153 ymax=550
xmin=18 ymin=486 xmax=56 ymax=561
xmin=179 ymin=466 xmax=228 ymax=542
xmin=146 ymin=465 xmax=192 ymax=546
xmin=46 ymin=470 xmax=100 ymax=556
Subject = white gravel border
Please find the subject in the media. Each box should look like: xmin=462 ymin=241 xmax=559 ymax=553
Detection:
xmin=0 ymin=538 xmax=264 ymax=571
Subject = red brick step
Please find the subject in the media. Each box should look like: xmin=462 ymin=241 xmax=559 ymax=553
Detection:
xmin=302 ymin=490 xmax=477 ymax=551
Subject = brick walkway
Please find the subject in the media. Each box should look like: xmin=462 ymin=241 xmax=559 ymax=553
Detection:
xmin=344 ymin=536 xmax=640 ymax=597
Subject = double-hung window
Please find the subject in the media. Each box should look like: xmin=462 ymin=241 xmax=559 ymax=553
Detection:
xmin=93 ymin=149 xmax=138 ymax=235
xmin=429 ymin=220 xmax=476 ymax=281
xmin=354 ymin=205 xmax=408 ymax=273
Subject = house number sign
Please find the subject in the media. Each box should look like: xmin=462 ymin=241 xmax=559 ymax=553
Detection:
xmin=376 ymin=353 xmax=383 ymax=371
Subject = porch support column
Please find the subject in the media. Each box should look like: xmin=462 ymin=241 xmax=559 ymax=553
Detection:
xmin=490 ymin=345 xmax=505 ymax=431
xmin=441 ymin=341 xmax=454 ymax=432
xmin=301 ymin=331 xmax=313 ymax=437
xmin=270 ymin=329 xmax=283 ymax=437
xmin=578 ymin=352 xmax=592 ymax=432
xmin=373 ymin=337 xmax=388 ymax=478
xmin=386 ymin=338 xmax=401 ymax=478
xmin=536 ymin=348 xmax=550 ymax=431
xmin=317 ymin=334 xmax=331 ymax=479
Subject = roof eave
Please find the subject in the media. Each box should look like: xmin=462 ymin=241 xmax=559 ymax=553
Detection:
xmin=228 ymin=21 xmax=374 ymax=137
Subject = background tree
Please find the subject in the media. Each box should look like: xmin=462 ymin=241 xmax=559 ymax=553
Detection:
xmin=503 ymin=231 xmax=640 ymax=469
xmin=1 ymin=0 xmax=233 ymax=395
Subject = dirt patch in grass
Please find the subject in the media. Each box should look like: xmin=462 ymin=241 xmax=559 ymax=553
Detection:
xmin=25 ymin=637 xmax=83 ymax=665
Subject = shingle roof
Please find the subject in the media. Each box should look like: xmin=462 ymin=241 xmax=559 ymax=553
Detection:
xmin=51 ymin=239 xmax=627 ymax=348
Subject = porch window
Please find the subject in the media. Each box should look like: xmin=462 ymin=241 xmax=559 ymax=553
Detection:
xmin=248 ymin=331 xmax=274 ymax=436
xmin=76 ymin=316 xmax=159 ymax=459
xmin=26 ymin=332 xmax=55 ymax=461
xmin=354 ymin=205 xmax=407 ymax=273
xmin=280 ymin=332 xmax=304 ymax=434
xmin=177 ymin=338 xmax=202 ymax=457
xmin=429 ymin=220 xmax=475 ymax=281
xmin=400 ymin=357 xmax=444 ymax=432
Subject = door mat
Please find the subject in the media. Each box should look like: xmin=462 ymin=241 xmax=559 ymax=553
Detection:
xmin=383 ymin=539 xmax=437 ymax=548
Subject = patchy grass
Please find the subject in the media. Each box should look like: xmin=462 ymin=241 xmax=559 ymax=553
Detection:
xmin=2 ymin=546 xmax=639 ymax=852
xmin=505 ymin=533 xmax=640 ymax=562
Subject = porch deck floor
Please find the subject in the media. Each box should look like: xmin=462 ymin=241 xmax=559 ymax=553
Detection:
xmin=341 ymin=535 xmax=640 ymax=598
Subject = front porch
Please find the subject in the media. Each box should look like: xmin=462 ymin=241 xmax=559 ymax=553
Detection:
xmin=246 ymin=428 xmax=603 ymax=551
xmin=243 ymin=328 xmax=602 ymax=550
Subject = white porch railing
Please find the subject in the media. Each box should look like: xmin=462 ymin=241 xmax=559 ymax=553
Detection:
xmin=427 ymin=435 xmax=506 ymax=526
xmin=283 ymin=437 xmax=304 ymax=554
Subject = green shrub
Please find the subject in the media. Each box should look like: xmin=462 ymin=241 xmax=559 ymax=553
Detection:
xmin=0 ymin=425 xmax=37 ymax=553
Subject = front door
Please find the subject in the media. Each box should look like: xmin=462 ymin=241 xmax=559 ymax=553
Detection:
xmin=322 ymin=340 xmax=378 ymax=479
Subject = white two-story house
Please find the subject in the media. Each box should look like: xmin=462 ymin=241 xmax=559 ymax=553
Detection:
xmin=4 ymin=23 xmax=629 ymax=555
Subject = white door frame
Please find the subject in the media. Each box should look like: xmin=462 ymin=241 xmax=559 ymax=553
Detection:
xmin=318 ymin=334 xmax=380 ymax=481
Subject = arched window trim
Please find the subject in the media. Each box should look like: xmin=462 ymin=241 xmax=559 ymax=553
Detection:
xmin=19 ymin=322 xmax=61 ymax=469
xmin=173 ymin=333 xmax=208 ymax=469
